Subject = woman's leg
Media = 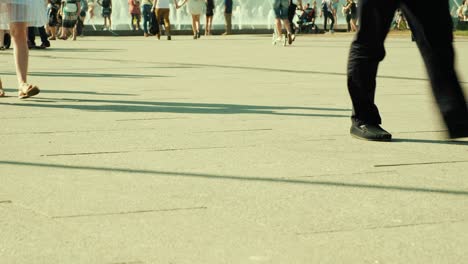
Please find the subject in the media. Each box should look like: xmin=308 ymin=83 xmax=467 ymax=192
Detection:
xmin=195 ymin=15 xmax=200 ymax=33
xmin=191 ymin=15 xmax=197 ymax=37
xmin=10 ymin=22 xmax=29 ymax=86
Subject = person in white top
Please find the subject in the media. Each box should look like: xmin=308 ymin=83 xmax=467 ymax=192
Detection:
xmin=154 ymin=0 xmax=177 ymax=40
xmin=176 ymin=0 xmax=205 ymax=39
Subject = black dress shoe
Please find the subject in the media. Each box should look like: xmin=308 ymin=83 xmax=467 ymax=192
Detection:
xmin=350 ymin=123 xmax=392 ymax=141
xmin=447 ymin=121 xmax=468 ymax=139
xmin=41 ymin=41 xmax=50 ymax=48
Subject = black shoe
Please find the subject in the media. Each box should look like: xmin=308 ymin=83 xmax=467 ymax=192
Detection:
xmin=447 ymin=121 xmax=468 ymax=139
xmin=197 ymin=32 xmax=201 ymax=39
xmin=350 ymin=123 xmax=392 ymax=142
xmin=41 ymin=42 xmax=50 ymax=48
xmin=167 ymin=35 xmax=171 ymax=40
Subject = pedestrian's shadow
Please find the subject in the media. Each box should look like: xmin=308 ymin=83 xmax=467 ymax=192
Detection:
xmin=393 ymin=138 xmax=468 ymax=146
xmin=0 ymin=98 xmax=351 ymax=117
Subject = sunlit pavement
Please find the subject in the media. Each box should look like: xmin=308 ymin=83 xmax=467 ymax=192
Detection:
xmin=0 ymin=33 xmax=467 ymax=263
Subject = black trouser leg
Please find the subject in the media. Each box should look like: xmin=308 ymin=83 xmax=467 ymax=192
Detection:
xmin=346 ymin=14 xmax=351 ymax=31
xmin=347 ymin=0 xmax=399 ymax=125
xmin=401 ymin=0 xmax=468 ymax=135
xmin=27 ymin=26 xmax=36 ymax=46
xmin=323 ymin=13 xmax=328 ymax=31
xmin=38 ymin=26 xmax=49 ymax=44
xmin=327 ymin=11 xmax=335 ymax=31
xmin=288 ymin=4 xmax=296 ymax=32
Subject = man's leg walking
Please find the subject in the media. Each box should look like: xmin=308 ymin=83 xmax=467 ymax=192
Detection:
xmin=347 ymin=0 xmax=399 ymax=140
xmin=401 ymin=0 xmax=468 ymax=138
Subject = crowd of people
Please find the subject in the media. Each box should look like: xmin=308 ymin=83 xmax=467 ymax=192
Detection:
xmin=0 ymin=0 xmax=467 ymax=140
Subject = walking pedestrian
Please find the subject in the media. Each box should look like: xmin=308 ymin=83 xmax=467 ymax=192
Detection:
xmin=28 ymin=26 xmax=51 ymax=49
xmin=97 ymin=0 xmax=112 ymax=30
xmin=0 ymin=0 xmax=47 ymax=98
xmin=128 ymin=0 xmax=141 ymax=31
xmin=347 ymin=0 xmax=468 ymax=140
xmin=59 ymin=0 xmax=81 ymax=40
xmin=153 ymin=0 xmax=177 ymax=40
xmin=222 ymin=0 xmax=232 ymax=35
xmin=320 ymin=0 xmax=334 ymax=33
xmin=272 ymin=0 xmax=295 ymax=44
xmin=176 ymin=0 xmax=204 ymax=39
xmin=205 ymin=0 xmax=214 ymax=36
xmin=141 ymin=0 xmax=153 ymax=36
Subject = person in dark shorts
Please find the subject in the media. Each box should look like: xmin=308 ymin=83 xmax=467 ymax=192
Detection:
xmin=205 ymin=0 xmax=214 ymax=36
xmin=347 ymin=0 xmax=468 ymax=141
xmin=59 ymin=0 xmax=81 ymax=40
xmin=343 ymin=0 xmax=357 ymax=32
xmin=47 ymin=0 xmax=61 ymax=40
xmin=98 ymin=0 xmax=112 ymax=30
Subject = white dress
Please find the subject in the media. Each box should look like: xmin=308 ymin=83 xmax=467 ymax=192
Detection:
xmin=187 ymin=0 xmax=204 ymax=15
xmin=0 ymin=0 xmax=48 ymax=29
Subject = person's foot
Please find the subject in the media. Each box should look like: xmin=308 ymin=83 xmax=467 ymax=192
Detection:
xmin=18 ymin=83 xmax=40 ymax=99
xmin=34 ymin=45 xmax=46 ymax=50
xmin=156 ymin=33 xmax=160 ymax=40
xmin=197 ymin=32 xmax=201 ymax=38
xmin=48 ymin=36 xmax=56 ymax=40
xmin=41 ymin=41 xmax=51 ymax=48
xmin=167 ymin=35 xmax=171 ymax=40
xmin=28 ymin=41 xmax=35 ymax=49
xmin=350 ymin=123 xmax=392 ymax=142
xmin=287 ymin=33 xmax=294 ymax=44
xmin=144 ymin=32 xmax=148 ymax=37
xmin=222 ymin=32 xmax=229 ymax=36
xmin=193 ymin=35 xmax=197 ymax=39
xmin=447 ymin=121 xmax=468 ymax=139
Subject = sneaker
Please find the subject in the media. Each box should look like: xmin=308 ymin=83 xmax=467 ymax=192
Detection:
xmin=350 ymin=123 xmax=392 ymax=142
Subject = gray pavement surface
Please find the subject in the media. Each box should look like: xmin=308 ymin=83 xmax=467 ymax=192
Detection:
xmin=1 ymin=33 xmax=468 ymax=264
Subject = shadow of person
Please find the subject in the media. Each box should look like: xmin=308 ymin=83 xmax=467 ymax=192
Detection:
xmin=393 ymin=138 xmax=468 ymax=146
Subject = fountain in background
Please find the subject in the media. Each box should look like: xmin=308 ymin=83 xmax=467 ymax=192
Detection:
xmin=90 ymin=0 xmax=275 ymax=31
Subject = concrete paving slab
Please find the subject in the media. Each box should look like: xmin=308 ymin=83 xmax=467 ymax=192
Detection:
xmin=0 ymin=33 xmax=467 ymax=263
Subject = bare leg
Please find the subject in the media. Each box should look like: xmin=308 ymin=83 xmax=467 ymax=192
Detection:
xmin=10 ymin=22 xmax=28 ymax=86
xmin=275 ymin=19 xmax=282 ymax=38
xmin=191 ymin=15 xmax=197 ymax=37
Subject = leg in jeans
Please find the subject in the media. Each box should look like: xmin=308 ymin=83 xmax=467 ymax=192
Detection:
xmin=401 ymin=0 xmax=468 ymax=137
xmin=347 ymin=0 xmax=399 ymax=125
xmin=143 ymin=5 xmax=150 ymax=34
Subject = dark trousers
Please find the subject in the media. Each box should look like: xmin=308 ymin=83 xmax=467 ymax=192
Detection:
xmin=288 ymin=3 xmax=297 ymax=32
xmin=323 ymin=11 xmax=334 ymax=31
xmin=347 ymin=0 xmax=468 ymax=134
xmin=28 ymin=26 xmax=49 ymax=46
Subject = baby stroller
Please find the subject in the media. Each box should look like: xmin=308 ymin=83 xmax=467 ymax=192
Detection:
xmin=296 ymin=8 xmax=319 ymax=34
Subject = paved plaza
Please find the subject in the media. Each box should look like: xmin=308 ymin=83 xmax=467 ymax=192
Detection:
xmin=1 ymin=34 xmax=467 ymax=263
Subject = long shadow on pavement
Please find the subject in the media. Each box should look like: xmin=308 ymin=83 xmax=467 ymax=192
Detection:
xmin=0 ymin=99 xmax=351 ymax=117
xmin=1 ymin=160 xmax=467 ymax=197
xmin=393 ymin=138 xmax=468 ymax=146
